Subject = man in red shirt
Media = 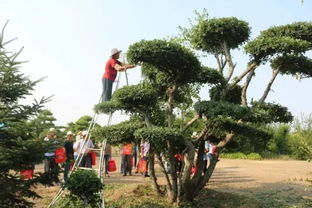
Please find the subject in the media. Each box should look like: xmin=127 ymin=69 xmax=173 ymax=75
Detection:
xmin=102 ymin=48 xmax=135 ymax=102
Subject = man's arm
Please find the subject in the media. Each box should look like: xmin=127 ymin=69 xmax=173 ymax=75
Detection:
xmin=114 ymin=63 xmax=135 ymax=72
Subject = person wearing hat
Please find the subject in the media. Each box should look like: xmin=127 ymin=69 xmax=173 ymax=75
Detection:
xmin=102 ymin=48 xmax=135 ymax=102
xmin=74 ymin=130 xmax=94 ymax=168
xmin=64 ymin=131 xmax=74 ymax=181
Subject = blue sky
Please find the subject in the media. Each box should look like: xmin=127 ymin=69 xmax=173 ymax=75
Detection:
xmin=0 ymin=0 xmax=311 ymax=126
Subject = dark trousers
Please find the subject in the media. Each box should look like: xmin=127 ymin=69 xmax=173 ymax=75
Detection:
xmin=122 ymin=155 xmax=132 ymax=175
xmin=203 ymin=160 xmax=208 ymax=173
xmin=64 ymin=160 xmax=73 ymax=181
xmin=44 ymin=157 xmax=57 ymax=173
xmin=104 ymin=154 xmax=110 ymax=174
xmin=142 ymin=156 xmax=149 ymax=176
xmin=102 ymin=77 xmax=113 ymax=102
xmin=80 ymin=154 xmax=92 ymax=168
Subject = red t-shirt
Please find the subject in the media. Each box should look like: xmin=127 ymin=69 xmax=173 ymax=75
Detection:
xmin=103 ymin=58 xmax=121 ymax=81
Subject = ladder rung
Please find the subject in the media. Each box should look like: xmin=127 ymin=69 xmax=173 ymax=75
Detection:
xmin=78 ymin=167 xmax=99 ymax=171
xmin=89 ymin=148 xmax=102 ymax=151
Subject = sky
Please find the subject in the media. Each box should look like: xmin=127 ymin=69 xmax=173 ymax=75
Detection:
xmin=0 ymin=0 xmax=311 ymax=127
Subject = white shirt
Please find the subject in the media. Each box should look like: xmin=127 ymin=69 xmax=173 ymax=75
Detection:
xmin=74 ymin=139 xmax=94 ymax=155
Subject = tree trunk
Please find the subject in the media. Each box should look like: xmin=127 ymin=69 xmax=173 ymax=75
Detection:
xmin=223 ymin=42 xmax=236 ymax=83
xmin=148 ymin=151 xmax=161 ymax=195
xmin=230 ymin=62 xmax=258 ymax=88
xmin=180 ymin=140 xmax=202 ymax=202
xmin=241 ymin=67 xmax=256 ymax=105
xmin=167 ymin=141 xmax=178 ymax=203
xmin=156 ymin=153 xmax=172 ymax=191
xmin=259 ymin=67 xmax=280 ymax=103
xmin=166 ymin=85 xmax=176 ymax=128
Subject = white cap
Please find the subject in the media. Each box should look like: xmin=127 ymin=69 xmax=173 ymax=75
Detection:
xmin=49 ymin=128 xmax=56 ymax=132
xmin=191 ymin=132 xmax=197 ymax=138
xmin=66 ymin=131 xmax=73 ymax=136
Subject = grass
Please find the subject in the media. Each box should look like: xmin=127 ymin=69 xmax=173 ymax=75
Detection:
xmin=220 ymin=152 xmax=262 ymax=160
xmin=103 ymin=183 xmax=312 ymax=208
xmin=220 ymin=152 xmax=295 ymax=160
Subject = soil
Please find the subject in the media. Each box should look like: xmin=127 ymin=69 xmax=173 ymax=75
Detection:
xmin=32 ymin=157 xmax=312 ymax=207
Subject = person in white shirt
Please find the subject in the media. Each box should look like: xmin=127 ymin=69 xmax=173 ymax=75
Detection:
xmin=73 ymin=130 xmax=94 ymax=168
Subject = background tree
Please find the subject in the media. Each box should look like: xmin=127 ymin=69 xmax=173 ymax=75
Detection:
xmin=29 ymin=109 xmax=56 ymax=138
xmin=66 ymin=115 xmax=97 ymax=134
xmin=0 ymin=23 xmax=58 ymax=207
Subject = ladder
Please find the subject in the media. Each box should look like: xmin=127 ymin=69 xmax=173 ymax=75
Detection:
xmin=48 ymin=63 xmax=129 ymax=208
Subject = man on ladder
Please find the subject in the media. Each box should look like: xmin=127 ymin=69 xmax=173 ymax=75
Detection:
xmin=102 ymin=48 xmax=135 ymax=102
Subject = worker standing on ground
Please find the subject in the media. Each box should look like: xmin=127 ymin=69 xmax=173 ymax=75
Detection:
xmin=102 ymin=48 xmax=135 ymax=102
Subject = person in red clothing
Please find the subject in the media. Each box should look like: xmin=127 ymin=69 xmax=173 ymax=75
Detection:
xmin=102 ymin=48 xmax=135 ymax=102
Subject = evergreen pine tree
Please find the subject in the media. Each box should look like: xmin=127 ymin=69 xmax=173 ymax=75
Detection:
xmin=0 ymin=22 xmax=59 ymax=208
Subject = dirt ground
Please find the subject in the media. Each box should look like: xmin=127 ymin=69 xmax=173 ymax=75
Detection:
xmin=32 ymin=158 xmax=312 ymax=207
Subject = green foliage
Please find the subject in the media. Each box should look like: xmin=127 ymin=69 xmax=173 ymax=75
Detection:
xmin=134 ymin=127 xmax=185 ymax=153
xmin=209 ymin=85 xmax=242 ymax=104
xmin=0 ymin=25 xmax=58 ymax=207
xmin=92 ymin=120 xmax=144 ymax=145
xmin=196 ymin=66 xmax=225 ymax=85
xmin=288 ymin=115 xmax=312 ymax=160
xmin=67 ymin=115 xmax=92 ymax=132
xmin=95 ymin=83 xmax=158 ymax=114
xmin=271 ymin=55 xmax=312 ymax=77
xmin=56 ymin=194 xmax=92 ymax=208
xmin=127 ymin=39 xmax=202 ymax=86
xmin=65 ymin=169 xmax=103 ymax=206
xmin=28 ymin=109 xmax=56 ymax=139
xmin=260 ymin=22 xmax=312 ymax=43
xmin=94 ymin=99 xmax=123 ymax=114
xmin=180 ymin=11 xmax=250 ymax=54
xmin=194 ymin=100 xmax=252 ymax=121
xmin=266 ymin=125 xmax=290 ymax=154
xmin=251 ymin=101 xmax=293 ymax=123
xmin=245 ymin=22 xmax=312 ymax=63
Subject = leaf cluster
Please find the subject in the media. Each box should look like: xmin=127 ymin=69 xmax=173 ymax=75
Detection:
xmin=92 ymin=120 xmax=145 ymax=145
xmin=188 ymin=17 xmax=250 ymax=54
xmin=134 ymin=127 xmax=185 ymax=153
xmin=65 ymin=169 xmax=103 ymax=206
xmin=209 ymin=85 xmax=242 ymax=104
xmin=271 ymin=55 xmax=312 ymax=77
xmin=127 ymin=39 xmax=202 ymax=86
xmin=95 ymin=82 xmax=158 ymax=114
xmin=194 ymin=100 xmax=253 ymax=122
xmin=251 ymin=101 xmax=293 ymax=123
xmin=245 ymin=22 xmax=312 ymax=63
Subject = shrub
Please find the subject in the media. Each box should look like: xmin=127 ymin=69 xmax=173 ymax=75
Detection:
xmin=64 ymin=169 xmax=103 ymax=206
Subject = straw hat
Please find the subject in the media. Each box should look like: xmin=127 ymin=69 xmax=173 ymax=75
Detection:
xmin=110 ymin=48 xmax=122 ymax=57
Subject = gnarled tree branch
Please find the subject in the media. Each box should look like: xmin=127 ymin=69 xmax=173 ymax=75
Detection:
xmin=259 ymin=66 xmax=281 ymax=103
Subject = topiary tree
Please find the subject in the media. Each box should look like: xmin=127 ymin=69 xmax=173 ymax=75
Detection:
xmin=63 ymin=169 xmax=103 ymax=207
xmin=94 ymin=11 xmax=311 ymax=204
xmin=0 ymin=22 xmax=59 ymax=207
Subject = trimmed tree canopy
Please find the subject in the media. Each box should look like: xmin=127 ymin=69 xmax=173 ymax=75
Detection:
xmin=185 ymin=16 xmax=250 ymax=54
xmin=92 ymin=120 xmax=144 ymax=145
xmin=194 ymin=100 xmax=293 ymax=124
xmin=127 ymin=39 xmax=203 ymax=85
xmin=271 ymin=55 xmax=312 ymax=77
xmin=245 ymin=22 xmax=312 ymax=63
xmin=134 ymin=127 xmax=185 ymax=153
xmin=94 ymin=83 xmax=158 ymax=114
